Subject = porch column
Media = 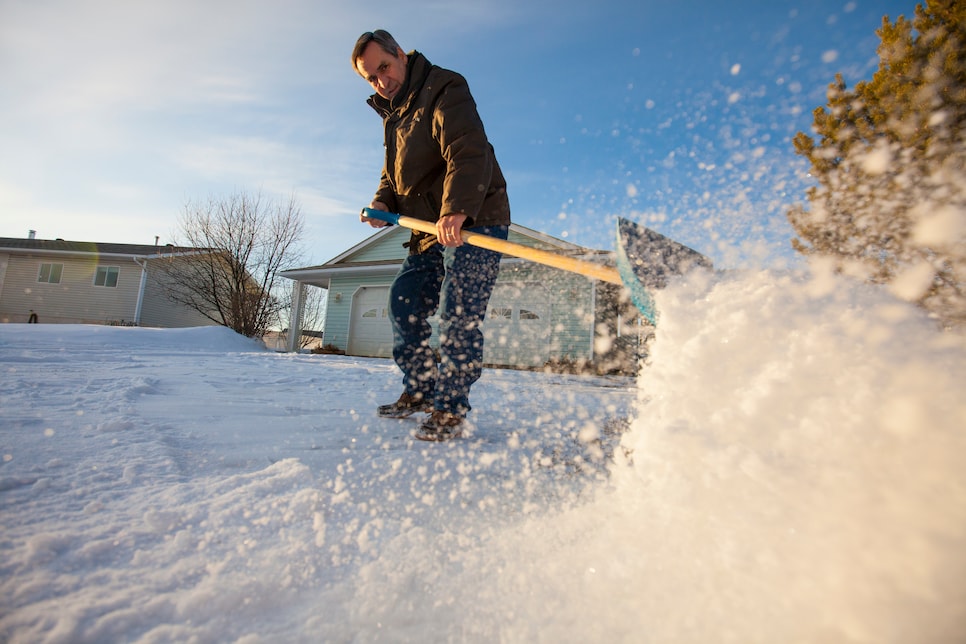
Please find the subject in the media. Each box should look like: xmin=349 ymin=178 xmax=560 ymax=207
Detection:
xmin=286 ymin=280 xmax=307 ymax=353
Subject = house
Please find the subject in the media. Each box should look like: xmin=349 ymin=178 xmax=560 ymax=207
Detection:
xmin=0 ymin=235 xmax=218 ymax=328
xmin=280 ymin=223 xmax=652 ymax=373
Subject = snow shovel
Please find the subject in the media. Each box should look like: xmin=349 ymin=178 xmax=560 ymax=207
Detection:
xmin=362 ymin=208 xmax=711 ymax=325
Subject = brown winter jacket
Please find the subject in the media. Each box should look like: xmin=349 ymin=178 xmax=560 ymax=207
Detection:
xmin=368 ymin=51 xmax=510 ymax=253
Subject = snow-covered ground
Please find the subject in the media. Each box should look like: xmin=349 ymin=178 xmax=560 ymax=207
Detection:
xmin=2 ymin=269 xmax=964 ymax=643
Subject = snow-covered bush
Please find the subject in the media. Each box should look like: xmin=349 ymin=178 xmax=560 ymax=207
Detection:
xmin=788 ymin=0 xmax=966 ymax=327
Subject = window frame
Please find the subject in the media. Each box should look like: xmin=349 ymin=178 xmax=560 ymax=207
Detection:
xmin=93 ymin=265 xmax=120 ymax=288
xmin=37 ymin=263 xmax=64 ymax=284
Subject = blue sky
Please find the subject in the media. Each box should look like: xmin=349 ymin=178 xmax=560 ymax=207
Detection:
xmin=0 ymin=0 xmax=912 ymax=269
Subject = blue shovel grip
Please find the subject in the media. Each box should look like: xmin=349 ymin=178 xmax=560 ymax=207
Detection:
xmin=361 ymin=208 xmax=401 ymax=225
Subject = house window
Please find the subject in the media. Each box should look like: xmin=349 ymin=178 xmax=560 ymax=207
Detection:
xmin=38 ymin=263 xmax=63 ymax=284
xmin=94 ymin=266 xmax=120 ymax=288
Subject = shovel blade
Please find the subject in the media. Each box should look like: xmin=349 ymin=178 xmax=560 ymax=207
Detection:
xmin=615 ymin=218 xmax=713 ymax=325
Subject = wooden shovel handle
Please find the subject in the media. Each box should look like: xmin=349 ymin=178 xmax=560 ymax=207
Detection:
xmin=362 ymin=208 xmax=622 ymax=285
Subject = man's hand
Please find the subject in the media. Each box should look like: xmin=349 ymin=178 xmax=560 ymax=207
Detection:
xmin=361 ymin=201 xmax=391 ymax=228
xmin=436 ymin=213 xmax=467 ymax=247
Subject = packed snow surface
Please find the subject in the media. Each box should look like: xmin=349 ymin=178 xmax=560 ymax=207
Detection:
xmin=2 ymin=269 xmax=964 ymax=643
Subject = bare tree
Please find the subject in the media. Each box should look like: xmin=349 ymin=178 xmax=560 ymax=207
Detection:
xmin=158 ymin=191 xmax=306 ymax=338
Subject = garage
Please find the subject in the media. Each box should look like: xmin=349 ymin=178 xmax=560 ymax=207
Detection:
xmin=346 ymin=286 xmax=392 ymax=357
xmin=481 ymin=282 xmax=551 ymax=367
xmin=344 ymin=281 xmax=551 ymax=367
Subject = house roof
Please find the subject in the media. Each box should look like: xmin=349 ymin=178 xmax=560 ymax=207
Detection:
xmin=0 ymin=237 xmax=205 ymax=258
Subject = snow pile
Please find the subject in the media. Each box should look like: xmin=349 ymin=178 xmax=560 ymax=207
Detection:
xmin=0 ymin=323 xmax=267 ymax=353
xmin=617 ymin=270 xmax=966 ymax=641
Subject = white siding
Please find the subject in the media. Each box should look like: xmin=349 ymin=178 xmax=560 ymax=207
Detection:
xmin=0 ymin=252 xmax=219 ymax=328
xmin=0 ymin=253 xmax=140 ymax=324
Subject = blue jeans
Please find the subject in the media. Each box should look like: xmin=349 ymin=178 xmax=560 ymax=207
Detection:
xmin=389 ymin=225 xmax=507 ymax=416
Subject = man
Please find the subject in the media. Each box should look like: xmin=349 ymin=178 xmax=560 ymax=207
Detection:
xmin=352 ymin=29 xmax=511 ymax=441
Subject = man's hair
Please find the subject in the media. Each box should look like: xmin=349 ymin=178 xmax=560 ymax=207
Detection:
xmin=351 ymin=30 xmax=402 ymax=71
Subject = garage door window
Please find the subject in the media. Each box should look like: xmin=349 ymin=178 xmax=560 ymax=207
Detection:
xmin=482 ymin=283 xmax=551 ymax=368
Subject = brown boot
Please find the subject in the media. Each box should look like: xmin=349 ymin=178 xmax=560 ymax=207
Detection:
xmin=414 ymin=411 xmax=464 ymax=441
xmin=377 ymin=392 xmax=433 ymax=418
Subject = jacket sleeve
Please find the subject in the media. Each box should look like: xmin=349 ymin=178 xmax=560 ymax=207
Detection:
xmin=373 ymin=168 xmax=398 ymax=213
xmin=432 ymin=74 xmax=493 ymax=224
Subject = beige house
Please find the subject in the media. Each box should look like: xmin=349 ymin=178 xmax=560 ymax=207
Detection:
xmin=0 ymin=235 xmax=218 ymax=328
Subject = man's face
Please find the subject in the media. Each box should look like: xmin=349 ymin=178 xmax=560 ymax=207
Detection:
xmin=355 ymin=42 xmax=408 ymax=100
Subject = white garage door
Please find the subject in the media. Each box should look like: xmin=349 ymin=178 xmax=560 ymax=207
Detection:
xmin=347 ymin=286 xmax=393 ymax=358
xmin=483 ymin=282 xmax=551 ymax=367
xmin=345 ymin=282 xmax=552 ymax=367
